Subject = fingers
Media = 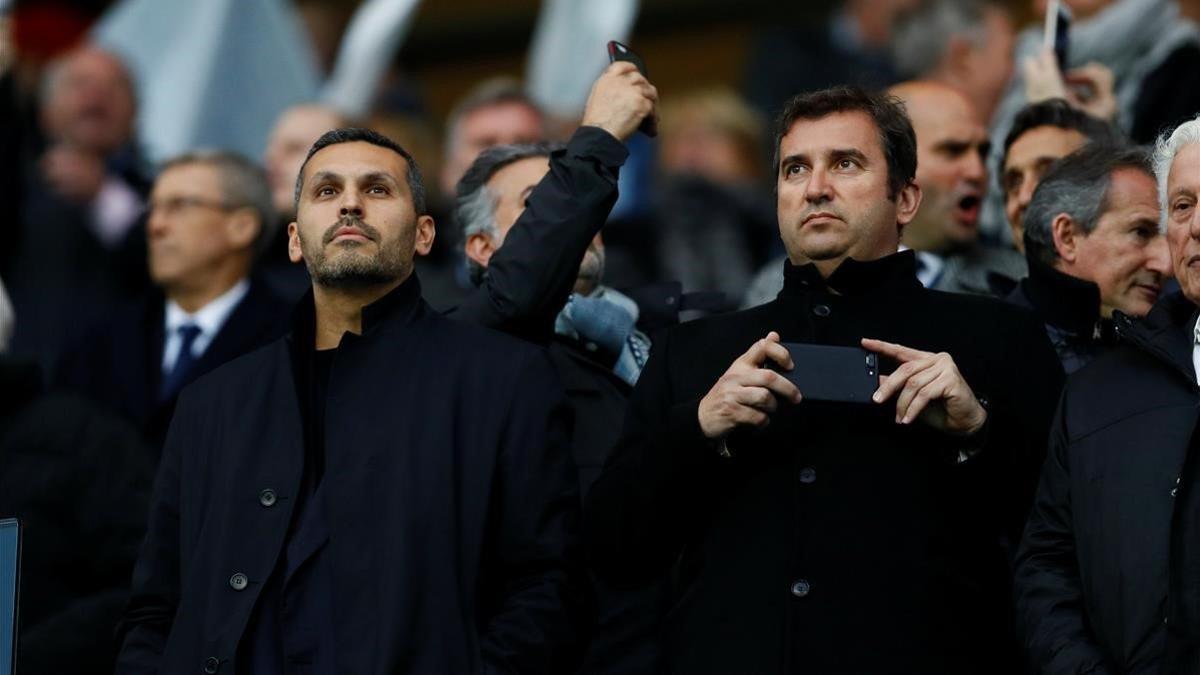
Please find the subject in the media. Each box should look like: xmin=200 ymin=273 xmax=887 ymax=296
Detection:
xmin=894 ymin=366 xmax=942 ymax=424
xmin=861 ymin=338 xmax=929 ymax=364
xmin=734 ymin=385 xmax=778 ymax=414
xmin=898 ymin=372 xmax=951 ymax=425
xmin=738 ymin=332 xmax=792 ymax=369
xmin=743 ymin=368 xmax=802 ymax=403
xmin=872 ymin=353 xmax=938 ymax=405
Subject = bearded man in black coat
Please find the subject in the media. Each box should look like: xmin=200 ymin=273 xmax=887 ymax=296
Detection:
xmin=585 ymin=86 xmax=1064 ymax=674
xmin=116 ymin=128 xmax=587 ymax=674
xmin=1016 ymin=115 xmax=1200 ymax=675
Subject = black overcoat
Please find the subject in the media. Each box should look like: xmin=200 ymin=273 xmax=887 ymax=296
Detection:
xmin=116 ymin=276 xmax=589 ymax=674
xmin=1016 ymin=291 xmax=1200 ymax=675
xmin=585 ymin=252 xmax=1064 ymax=674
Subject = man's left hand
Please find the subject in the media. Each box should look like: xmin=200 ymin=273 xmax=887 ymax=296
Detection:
xmin=862 ymin=338 xmax=986 ymax=436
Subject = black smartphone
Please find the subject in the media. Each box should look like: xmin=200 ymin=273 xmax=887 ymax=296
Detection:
xmin=606 ymin=40 xmax=657 ymax=137
xmin=774 ymin=343 xmax=879 ymax=404
xmin=1044 ymin=0 xmax=1072 ymax=71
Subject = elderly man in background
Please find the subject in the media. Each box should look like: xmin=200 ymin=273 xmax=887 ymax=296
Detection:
xmin=55 ymin=150 xmax=291 ymax=452
xmin=1016 ymin=114 xmax=1200 ymax=675
xmin=999 ymin=99 xmax=1120 ymax=251
xmin=5 ymin=45 xmax=151 ymax=376
xmin=439 ymin=77 xmax=546 ymax=198
xmin=1008 ymin=143 xmax=1169 ymax=373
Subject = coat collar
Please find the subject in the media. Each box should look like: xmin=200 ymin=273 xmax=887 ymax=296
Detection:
xmin=779 ymin=250 xmax=922 ymax=298
xmin=1018 ymin=258 xmax=1105 ymax=336
xmin=289 ymin=273 xmax=424 ymax=350
xmin=1116 ymin=290 xmax=1200 ymax=386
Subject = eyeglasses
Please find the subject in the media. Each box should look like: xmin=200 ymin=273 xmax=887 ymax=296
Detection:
xmin=144 ymin=196 xmax=238 ymax=219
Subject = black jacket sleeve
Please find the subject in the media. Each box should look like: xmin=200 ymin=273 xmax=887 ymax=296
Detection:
xmin=114 ymin=388 xmax=194 ymax=673
xmin=1014 ymin=388 xmax=1114 ymax=675
xmin=446 ymin=126 xmax=628 ymax=344
xmin=480 ymin=350 xmax=591 ymax=673
xmin=582 ymin=328 xmax=728 ymax=587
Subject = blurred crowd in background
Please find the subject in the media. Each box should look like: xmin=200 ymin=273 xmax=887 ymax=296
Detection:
xmin=0 ymin=0 xmax=1198 ymax=671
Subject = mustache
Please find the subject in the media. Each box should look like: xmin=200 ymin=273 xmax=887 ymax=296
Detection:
xmin=322 ymin=215 xmax=381 ymax=245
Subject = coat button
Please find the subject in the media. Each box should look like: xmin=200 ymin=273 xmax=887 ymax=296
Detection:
xmin=259 ymin=488 xmax=277 ymax=507
xmin=790 ymin=579 xmax=811 ymax=597
xmin=1172 ymin=487 xmax=1179 ymax=498
xmin=229 ymin=572 xmax=248 ymax=591
xmin=203 ymin=656 xmax=221 ymax=673
xmin=812 ymin=304 xmax=831 ymax=317
xmin=799 ymin=467 xmax=817 ymax=484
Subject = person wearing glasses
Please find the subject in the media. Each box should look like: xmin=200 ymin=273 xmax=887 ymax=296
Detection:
xmin=55 ymin=150 xmax=291 ymax=453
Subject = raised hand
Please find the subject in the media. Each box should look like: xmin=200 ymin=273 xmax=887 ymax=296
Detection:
xmin=580 ymin=61 xmax=659 ymax=143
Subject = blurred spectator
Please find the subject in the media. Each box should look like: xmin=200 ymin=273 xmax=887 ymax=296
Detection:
xmin=4 ymin=44 xmax=151 ymax=377
xmin=999 ymin=99 xmax=1120 ymax=252
xmin=1009 ymin=144 xmax=1168 ymax=373
xmin=984 ymin=0 xmax=1200 ymax=244
xmin=743 ymin=0 xmax=917 ymax=118
xmin=439 ymin=77 xmax=546 ymax=198
xmin=261 ymin=103 xmax=348 ymax=299
xmin=1014 ymin=114 xmax=1200 ymax=675
xmin=891 ymin=80 xmax=1025 ymax=293
xmin=890 ymin=0 xmax=1016 ymax=124
xmin=55 ymin=150 xmax=291 ymax=453
xmin=0 ymin=272 xmax=152 ymax=675
xmin=644 ymin=88 xmax=774 ymax=301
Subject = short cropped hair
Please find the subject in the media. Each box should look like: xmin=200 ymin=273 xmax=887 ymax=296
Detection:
xmin=454 ymin=142 xmax=562 ymax=284
xmin=772 ymin=86 xmax=917 ymax=200
xmin=444 ymin=77 xmax=544 ymax=155
xmin=891 ymin=0 xmax=992 ymax=79
xmin=1023 ymin=144 xmax=1154 ymax=266
xmin=294 ymin=127 xmax=427 ymax=215
xmin=1153 ymin=114 xmax=1200 ymax=219
xmin=160 ymin=150 xmax=276 ymax=256
xmin=1000 ymin=99 xmax=1121 ymax=184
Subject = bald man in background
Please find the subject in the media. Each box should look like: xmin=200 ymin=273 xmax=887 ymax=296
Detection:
xmin=259 ymin=103 xmax=349 ymax=299
xmin=889 ymin=81 xmax=1025 ymax=294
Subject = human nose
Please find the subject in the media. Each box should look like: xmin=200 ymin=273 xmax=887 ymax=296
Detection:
xmin=805 ymin=166 xmax=832 ymax=202
xmin=339 ymin=189 xmax=363 ymax=218
xmin=1147 ymin=234 xmax=1172 ymax=277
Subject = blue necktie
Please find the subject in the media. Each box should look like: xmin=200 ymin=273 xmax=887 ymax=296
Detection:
xmin=159 ymin=323 xmax=202 ymax=401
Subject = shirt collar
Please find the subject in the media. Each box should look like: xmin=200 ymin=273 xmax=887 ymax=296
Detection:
xmin=289 ymin=273 xmax=424 ymax=351
xmin=165 ymin=278 xmax=250 ymax=338
xmin=780 ymin=250 xmax=922 ymax=298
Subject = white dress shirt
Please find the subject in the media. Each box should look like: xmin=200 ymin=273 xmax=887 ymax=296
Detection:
xmin=162 ymin=279 xmax=250 ymax=374
xmin=1192 ymin=316 xmax=1200 ymax=387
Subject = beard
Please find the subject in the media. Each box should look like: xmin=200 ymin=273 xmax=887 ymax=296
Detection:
xmin=301 ymin=215 xmax=410 ymax=289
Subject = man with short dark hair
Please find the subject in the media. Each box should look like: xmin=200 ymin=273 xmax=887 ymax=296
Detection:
xmin=117 ymin=128 xmax=588 ymax=673
xmin=1008 ymin=144 xmax=1170 ymax=373
xmin=999 ymin=99 xmax=1120 ymax=250
xmin=585 ymin=86 xmax=1063 ymax=674
xmin=1015 ymin=114 xmax=1200 ymax=675
xmin=55 ymin=150 xmax=292 ymax=451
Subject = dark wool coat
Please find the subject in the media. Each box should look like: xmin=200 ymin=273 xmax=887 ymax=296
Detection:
xmin=1016 ymin=291 xmax=1200 ymax=675
xmin=586 ymin=252 xmax=1064 ymax=675
xmin=116 ymin=277 xmax=589 ymax=674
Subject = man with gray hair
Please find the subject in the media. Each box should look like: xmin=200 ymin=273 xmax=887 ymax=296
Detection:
xmin=451 ymin=63 xmax=665 ymax=675
xmin=890 ymin=0 xmax=1015 ymax=124
xmin=1016 ymin=114 xmax=1200 ymax=674
xmin=56 ymin=150 xmax=292 ymax=452
xmin=1006 ymin=143 xmax=1169 ymax=373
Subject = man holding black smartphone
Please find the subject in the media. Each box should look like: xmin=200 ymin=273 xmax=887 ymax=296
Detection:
xmin=585 ymin=86 xmax=1063 ymax=674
